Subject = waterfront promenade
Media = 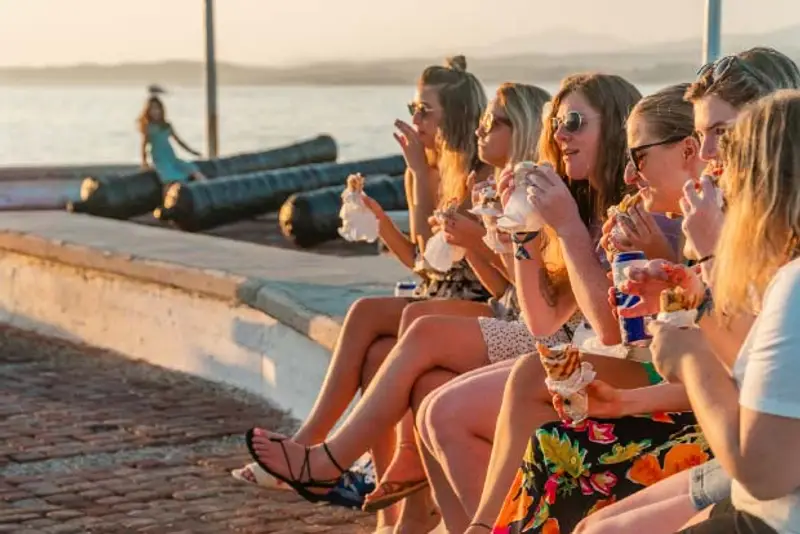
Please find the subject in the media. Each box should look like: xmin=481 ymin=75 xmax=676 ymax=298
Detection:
xmin=0 ymin=326 xmax=376 ymax=533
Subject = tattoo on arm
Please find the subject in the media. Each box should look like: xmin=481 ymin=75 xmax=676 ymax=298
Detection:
xmin=539 ymin=266 xmax=558 ymax=307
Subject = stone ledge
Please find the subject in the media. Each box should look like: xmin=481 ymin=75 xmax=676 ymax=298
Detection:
xmin=0 ymin=213 xmax=407 ymax=352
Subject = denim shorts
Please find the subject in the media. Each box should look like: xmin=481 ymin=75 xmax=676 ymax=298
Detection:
xmin=689 ymin=459 xmax=733 ymax=510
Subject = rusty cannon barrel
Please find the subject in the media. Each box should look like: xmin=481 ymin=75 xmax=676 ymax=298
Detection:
xmin=154 ymin=155 xmax=406 ymax=232
xmin=67 ymin=134 xmax=338 ymax=219
xmin=279 ymin=174 xmax=406 ymax=248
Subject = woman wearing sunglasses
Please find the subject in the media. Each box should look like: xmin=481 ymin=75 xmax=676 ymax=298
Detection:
xmin=649 ymin=89 xmax=800 ymax=534
xmin=357 ymin=83 xmax=584 ymax=533
xmin=572 ymin=48 xmax=800 ymax=534
xmin=240 ymin=81 xmax=578 ymax=532
xmin=232 ymin=55 xmax=499 ymax=531
xmin=460 ymin=75 xmax=699 ymax=533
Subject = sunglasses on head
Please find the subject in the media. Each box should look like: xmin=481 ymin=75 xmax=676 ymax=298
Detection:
xmin=696 ymin=54 xmax=762 ymax=85
xmin=628 ymin=134 xmax=688 ymax=173
xmin=551 ymin=111 xmax=592 ymax=133
xmin=407 ymin=101 xmax=432 ymax=118
xmin=696 ymin=55 xmax=739 ymax=83
xmin=479 ymin=112 xmax=512 ymax=133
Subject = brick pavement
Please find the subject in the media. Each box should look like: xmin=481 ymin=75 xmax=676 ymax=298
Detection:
xmin=0 ymin=326 xmax=376 ymax=533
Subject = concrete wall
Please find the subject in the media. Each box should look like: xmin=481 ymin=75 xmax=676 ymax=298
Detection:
xmin=0 ymin=249 xmax=332 ymax=421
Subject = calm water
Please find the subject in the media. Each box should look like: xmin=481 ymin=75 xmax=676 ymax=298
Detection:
xmin=0 ymin=84 xmax=664 ymax=166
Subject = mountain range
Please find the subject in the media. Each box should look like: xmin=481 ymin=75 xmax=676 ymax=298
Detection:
xmin=1 ymin=24 xmax=798 ymax=86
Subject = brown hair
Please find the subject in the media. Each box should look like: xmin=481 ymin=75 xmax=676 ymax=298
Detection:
xmin=138 ymin=96 xmax=167 ymax=135
xmin=419 ymin=56 xmax=487 ymax=207
xmin=538 ymin=73 xmax=642 ymax=224
xmin=714 ymin=90 xmax=800 ymax=315
xmin=495 ymin=82 xmax=552 ymax=165
xmin=685 ymin=47 xmax=800 ymax=108
xmin=630 ymin=83 xmax=695 ymax=141
xmin=538 ymin=73 xmax=641 ymax=296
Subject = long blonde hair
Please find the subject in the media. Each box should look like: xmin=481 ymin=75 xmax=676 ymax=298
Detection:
xmin=714 ymin=89 xmax=800 ymax=315
xmin=418 ymin=56 xmax=487 ymax=207
xmin=495 ymin=82 xmax=551 ymax=165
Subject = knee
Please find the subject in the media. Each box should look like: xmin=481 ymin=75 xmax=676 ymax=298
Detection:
xmin=508 ymin=353 xmax=550 ymax=404
xmin=360 ymin=337 xmax=395 ymax=387
xmin=423 ymin=388 xmax=464 ymax=452
xmin=399 ymin=301 xmax=431 ymax=333
xmin=348 ymin=296 xmax=381 ymax=319
xmin=410 ymin=370 xmax=445 ymax=414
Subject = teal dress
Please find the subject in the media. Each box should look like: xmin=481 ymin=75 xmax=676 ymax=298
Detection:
xmin=146 ymin=124 xmax=199 ymax=184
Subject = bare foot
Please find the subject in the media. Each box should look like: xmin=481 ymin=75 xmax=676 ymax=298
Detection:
xmin=248 ymin=428 xmax=341 ymax=494
xmin=365 ymin=443 xmax=427 ymax=507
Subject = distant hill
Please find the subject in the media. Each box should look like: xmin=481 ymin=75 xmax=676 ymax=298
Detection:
xmin=1 ymin=24 xmax=798 ymax=87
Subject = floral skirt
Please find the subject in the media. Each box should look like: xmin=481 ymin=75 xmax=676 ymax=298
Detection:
xmin=493 ymin=412 xmax=710 ymax=534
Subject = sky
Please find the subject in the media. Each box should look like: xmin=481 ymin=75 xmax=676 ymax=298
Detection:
xmin=0 ymin=0 xmax=798 ymax=67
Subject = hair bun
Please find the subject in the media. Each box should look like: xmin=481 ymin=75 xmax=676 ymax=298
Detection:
xmin=445 ymin=55 xmax=467 ymax=72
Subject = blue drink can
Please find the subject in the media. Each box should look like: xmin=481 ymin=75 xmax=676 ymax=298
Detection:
xmin=612 ymin=251 xmax=650 ymax=346
xmin=395 ymin=281 xmax=417 ymax=298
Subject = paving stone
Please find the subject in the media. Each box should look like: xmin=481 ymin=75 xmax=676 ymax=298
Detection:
xmin=0 ymin=327 xmax=374 ymax=533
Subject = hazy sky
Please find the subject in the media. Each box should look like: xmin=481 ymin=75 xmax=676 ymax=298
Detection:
xmin=0 ymin=0 xmax=798 ymax=67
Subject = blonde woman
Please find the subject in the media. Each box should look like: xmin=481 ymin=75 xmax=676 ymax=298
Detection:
xmin=352 ymin=84 xmax=584 ymax=533
xmin=643 ymin=89 xmax=800 ymax=534
xmin=574 ymin=47 xmax=800 ymax=534
xmin=239 ymin=83 xmax=570 ymax=519
xmin=233 ymin=56 xmax=493 ymax=531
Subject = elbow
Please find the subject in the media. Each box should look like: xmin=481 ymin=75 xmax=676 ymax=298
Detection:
xmin=738 ymin=477 xmax=789 ymax=502
xmin=599 ymin=330 xmax=621 ymax=347
xmin=521 ymin=313 xmax=562 ymax=339
xmin=736 ymin=464 xmax=796 ymax=501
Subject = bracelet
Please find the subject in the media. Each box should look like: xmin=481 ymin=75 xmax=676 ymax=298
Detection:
xmin=695 ymin=286 xmax=714 ymax=324
xmin=512 ymin=231 xmax=540 ymax=260
xmin=695 ymin=254 xmax=715 ymax=265
xmin=468 ymin=522 xmax=493 ymax=531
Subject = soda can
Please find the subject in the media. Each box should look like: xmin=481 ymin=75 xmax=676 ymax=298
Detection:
xmin=612 ymin=251 xmax=650 ymax=346
xmin=394 ymin=281 xmax=417 ymax=298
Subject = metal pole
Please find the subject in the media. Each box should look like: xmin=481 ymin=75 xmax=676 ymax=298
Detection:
xmin=204 ymin=0 xmax=219 ymax=158
xmin=703 ymin=0 xmax=722 ymax=65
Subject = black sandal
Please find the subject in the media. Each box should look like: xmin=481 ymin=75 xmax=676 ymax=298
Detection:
xmin=244 ymin=428 xmax=346 ymax=504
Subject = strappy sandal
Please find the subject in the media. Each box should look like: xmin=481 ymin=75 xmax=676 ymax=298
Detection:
xmin=244 ymin=428 xmax=346 ymax=504
xmin=361 ymin=478 xmax=429 ymax=512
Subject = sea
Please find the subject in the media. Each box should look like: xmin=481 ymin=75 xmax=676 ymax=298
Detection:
xmin=0 ymin=84 xmax=665 ymax=166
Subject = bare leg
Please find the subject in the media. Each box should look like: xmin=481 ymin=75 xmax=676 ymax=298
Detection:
xmin=249 ymin=313 xmax=494 ymax=491
xmin=421 ymin=361 xmax=513 ymax=527
xmin=574 ymin=468 xmax=695 ymax=534
xmin=413 ymin=362 xmax=512 ymax=533
xmin=469 ymin=353 xmax=652 ymax=527
xmin=358 ymin=337 xmax=403 ymax=528
xmin=293 ymin=296 xmax=409 ymax=443
xmin=365 ymin=298 xmax=492 ymax=491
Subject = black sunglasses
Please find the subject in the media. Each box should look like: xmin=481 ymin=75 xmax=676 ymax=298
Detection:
xmin=628 ymin=134 xmax=688 ymax=173
xmin=479 ymin=112 xmax=512 ymax=133
xmin=551 ymin=111 xmax=595 ymax=133
xmin=407 ymin=101 xmax=432 ymax=118
xmin=696 ymin=54 xmax=763 ymax=85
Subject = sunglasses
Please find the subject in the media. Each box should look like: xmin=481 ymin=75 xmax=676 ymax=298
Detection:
xmin=628 ymin=134 xmax=688 ymax=173
xmin=551 ymin=111 xmax=596 ymax=133
xmin=407 ymin=101 xmax=433 ymax=118
xmin=479 ymin=112 xmax=512 ymax=133
xmin=696 ymin=54 xmax=762 ymax=85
